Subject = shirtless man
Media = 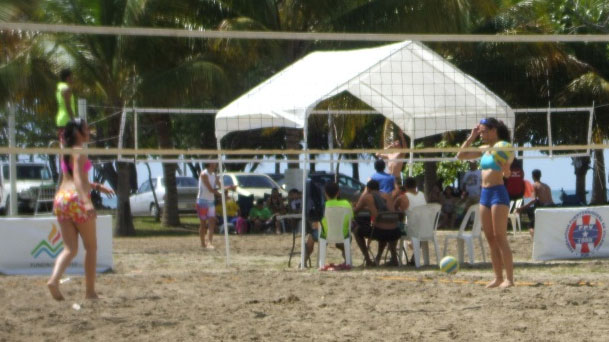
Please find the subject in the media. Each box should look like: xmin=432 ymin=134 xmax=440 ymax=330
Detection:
xmin=517 ymin=169 xmax=554 ymax=235
xmin=377 ymin=132 xmax=407 ymax=181
xmin=353 ymin=180 xmax=400 ymax=266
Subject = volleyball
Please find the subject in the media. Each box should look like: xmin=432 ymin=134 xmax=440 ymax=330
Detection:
xmin=491 ymin=141 xmax=513 ymax=165
xmin=439 ymin=256 xmax=459 ymax=274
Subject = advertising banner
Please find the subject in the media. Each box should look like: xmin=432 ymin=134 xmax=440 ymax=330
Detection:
xmin=0 ymin=216 xmax=113 ymax=275
xmin=533 ymin=206 xmax=609 ymax=261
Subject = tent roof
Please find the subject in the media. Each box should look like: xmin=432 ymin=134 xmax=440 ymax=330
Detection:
xmin=215 ymin=40 xmax=514 ymax=141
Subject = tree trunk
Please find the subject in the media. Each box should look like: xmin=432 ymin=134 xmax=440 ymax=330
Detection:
xmin=48 ymin=154 xmax=59 ymax=184
xmin=106 ymin=102 xmax=135 ymax=236
xmin=351 ymin=157 xmax=360 ymax=182
xmin=423 ymin=161 xmax=438 ymax=202
xmin=573 ymin=156 xmax=590 ymax=205
xmin=161 ymin=163 xmax=180 ymax=226
xmin=590 ymin=149 xmax=607 ymax=204
xmin=155 ymin=117 xmax=180 ymax=227
xmin=114 ymin=161 xmax=136 ymax=236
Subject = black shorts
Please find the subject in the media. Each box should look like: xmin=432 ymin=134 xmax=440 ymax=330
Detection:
xmin=354 ymin=220 xmax=400 ymax=242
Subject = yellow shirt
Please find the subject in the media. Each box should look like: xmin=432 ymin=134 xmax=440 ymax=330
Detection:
xmin=216 ymin=200 xmax=239 ymax=217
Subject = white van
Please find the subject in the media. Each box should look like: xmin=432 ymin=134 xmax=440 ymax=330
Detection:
xmin=0 ymin=162 xmax=54 ymax=214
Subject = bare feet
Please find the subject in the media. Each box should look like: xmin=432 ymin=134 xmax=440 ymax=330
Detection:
xmin=47 ymin=282 xmax=64 ymax=301
xmin=499 ymin=280 xmax=515 ymax=289
xmin=205 ymin=245 xmax=215 ymax=250
xmin=485 ymin=278 xmax=503 ymax=288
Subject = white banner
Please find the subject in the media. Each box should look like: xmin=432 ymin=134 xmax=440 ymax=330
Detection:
xmin=0 ymin=216 xmax=113 ymax=275
xmin=533 ymin=206 xmax=609 ymax=261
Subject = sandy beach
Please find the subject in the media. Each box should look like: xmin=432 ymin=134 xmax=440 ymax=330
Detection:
xmin=2 ymin=230 xmax=609 ymax=341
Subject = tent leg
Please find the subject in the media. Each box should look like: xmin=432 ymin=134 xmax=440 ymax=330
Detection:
xmin=300 ymin=118 xmax=309 ymax=269
xmin=408 ymin=137 xmax=414 ymax=177
xmin=217 ymin=139 xmax=230 ymax=266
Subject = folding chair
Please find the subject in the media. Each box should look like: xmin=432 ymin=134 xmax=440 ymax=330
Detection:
xmin=403 ymin=204 xmax=442 ymax=268
xmin=442 ymin=204 xmax=485 ymax=264
xmin=319 ymin=206 xmax=353 ymax=268
xmin=365 ymin=211 xmax=402 ymax=264
xmin=508 ymin=198 xmax=523 ymax=234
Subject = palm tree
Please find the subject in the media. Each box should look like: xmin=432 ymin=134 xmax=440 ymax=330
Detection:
xmin=1 ymin=1 xmax=57 ymax=175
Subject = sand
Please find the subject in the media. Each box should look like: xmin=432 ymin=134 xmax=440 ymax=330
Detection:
xmin=2 ymin=231 xmax=609 ymax=342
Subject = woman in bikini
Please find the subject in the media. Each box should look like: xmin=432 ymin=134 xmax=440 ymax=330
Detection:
xmin=48 ymin=118 xmax=114 ymax=300
xmin=457 ymin=118 xmax=514 ymax=288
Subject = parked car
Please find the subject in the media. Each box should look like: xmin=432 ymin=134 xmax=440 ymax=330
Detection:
xmin=130 ymin=176 xmax=198 ymax=216
xmin=0 ymin=162 xmax=55 ymax=214
xmin=266 ymin=171 xmax=364 ymax=203
xmin=266 ymin=173 xmax=287 ymax=189
xmin=308 ymin=172 xmax=364 ymax=203
xmin=222 ymin=173 xmax=287 ymax=201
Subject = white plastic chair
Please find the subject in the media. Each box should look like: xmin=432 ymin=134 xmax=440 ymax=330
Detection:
xmin=318 ymin=205 xmax=353 ymax=268
xmin=403 ymin=203 xmax=442 ymax=268
xmin=442 ymin=204 xmax=485 ymax=264
xmin=508 ymin=198 xmax=523 ymax=234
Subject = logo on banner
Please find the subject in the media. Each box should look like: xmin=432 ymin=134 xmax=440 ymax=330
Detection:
xmin=30 ymin=224 xmax=64 ymax=259
xmin=564 ymin=211 xmax=606 ymax=256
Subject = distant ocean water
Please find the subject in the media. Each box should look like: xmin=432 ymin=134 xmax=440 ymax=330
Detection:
xmin=551 ymin=189 xmax=609 ymax=205
xmin=102 ymin=197 xmax=117 ymax=209
xmin=101 ymin=189 xmax=607 ymax=210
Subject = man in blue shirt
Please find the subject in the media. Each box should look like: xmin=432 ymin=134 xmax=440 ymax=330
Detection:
xmin=371 ymin=159 xmax=395 ymax=194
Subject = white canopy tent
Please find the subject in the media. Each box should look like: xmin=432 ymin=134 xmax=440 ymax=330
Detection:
xmin=215 ymin=40 xmax=515 ymax=268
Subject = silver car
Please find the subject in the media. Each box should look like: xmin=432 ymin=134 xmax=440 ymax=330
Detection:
xmin=222 ymin=173 xmax=287 ymax=201
xmin=0 ymin=163 xmax=54 ymax=214
xmin=130 ymin=176 xmax=198 ymax=216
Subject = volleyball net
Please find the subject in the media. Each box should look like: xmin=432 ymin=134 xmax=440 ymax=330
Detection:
xmin=2 ymin=22 xmax=609 ymax=267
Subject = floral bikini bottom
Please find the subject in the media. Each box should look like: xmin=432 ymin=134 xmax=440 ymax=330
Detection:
xmin=53 ymin=189 xmax=92 ymax=224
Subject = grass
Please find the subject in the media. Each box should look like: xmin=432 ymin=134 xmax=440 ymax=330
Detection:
xmin=131 ymin=215 xmax=200 ymax=237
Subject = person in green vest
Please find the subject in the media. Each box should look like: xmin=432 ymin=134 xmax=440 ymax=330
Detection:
xmin=305 ymin=182 xmax=351 ymax=264
xmin=56 ymin=68 xmax=77 ymax=144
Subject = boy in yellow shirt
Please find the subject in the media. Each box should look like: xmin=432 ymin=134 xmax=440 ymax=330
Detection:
xmin=216 ymin=192 xmax=240 ymax=234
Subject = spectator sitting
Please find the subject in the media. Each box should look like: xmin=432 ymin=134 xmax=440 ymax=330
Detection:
xmin=267 ymin=188 xmax=287 ymax=234
xmin=439 ymin=186 xmax=458 ymax=228
xmin=353 ymin=179 xmax=400 ymax=267
xmin=305 ymin=182 xmax=350 ymax=263
xmin=505 ymin=158 xmax=525 ymax=201
xmin=517 ymin=169 xmax=555 ymax=236
xmin=427 ymin=180 xmax=444 ymax=203
xmin=248 ymin=199 xmax=273 ymax=233
xmin=403 ymin=177 xmax=426 ymax=209
xmin=370 ymin=159 xmax=396 ymax=194
xmin=286 ymin=188 xmax=302 ymax=232
xmin=400 ymin=177 xmax=426 ymax=265
xmin=461 ymin=161 xmax=482 ymax=208
xmin=216 ymin=191 xmax=240 ymax=234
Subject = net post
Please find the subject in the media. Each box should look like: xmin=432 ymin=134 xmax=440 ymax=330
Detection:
xmin=408 ymin=135 xmax=415 ymax=176
xmin=300 ymin=115 xmax=309 ymax=270
xmin=546 ymin=104 xmax=553 ymax=158
xmin=328 ymin=110 xmax=334 ymax=174
xmin=217 ymin=138 xmax=231 ymax=266
xmin=8 ymin=104 xmax=18 ymax=216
